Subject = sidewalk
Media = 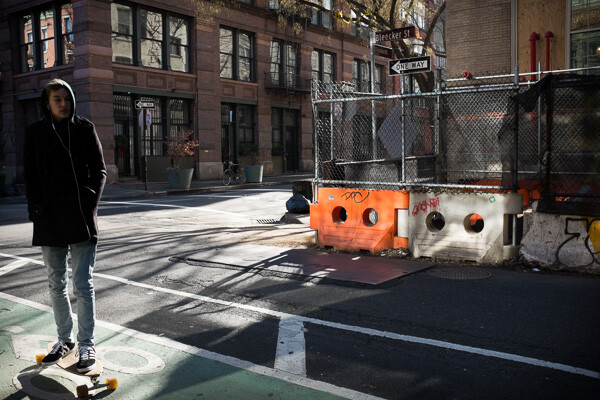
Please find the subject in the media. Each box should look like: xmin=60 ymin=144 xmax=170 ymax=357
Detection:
xmin=102 ymin=172 xmax=313 ymax=201
xmin=0 ymin=173 xmax=314 ymax=204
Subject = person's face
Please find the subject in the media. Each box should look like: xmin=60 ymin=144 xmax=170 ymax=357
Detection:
xmin=47 ymin=88 xmax=71 ymax=121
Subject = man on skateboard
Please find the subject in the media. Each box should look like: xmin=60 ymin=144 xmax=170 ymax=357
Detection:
xmin=24 ymin=79 xmax=107 ymax=373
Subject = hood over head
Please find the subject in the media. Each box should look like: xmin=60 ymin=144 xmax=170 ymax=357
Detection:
xmin=41 ymin=78 xmax=76 ymax=123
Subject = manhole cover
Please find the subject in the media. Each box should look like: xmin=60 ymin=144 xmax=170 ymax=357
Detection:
xmin=427 ymin=266 xmax=491 ymax=280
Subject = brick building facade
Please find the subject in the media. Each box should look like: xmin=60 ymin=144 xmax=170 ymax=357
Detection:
xmin=0 ymin=0 xmax=393 ymax=183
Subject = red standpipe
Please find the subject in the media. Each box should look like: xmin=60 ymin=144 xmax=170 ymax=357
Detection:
xmin=530 ymin=32 xmax=540 ymax=79
xmin=545 ymin=31 xmax=553 ymax=72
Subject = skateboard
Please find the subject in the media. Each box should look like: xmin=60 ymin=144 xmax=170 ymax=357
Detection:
xmin=35 ymin=343 xmax=118 ymax=398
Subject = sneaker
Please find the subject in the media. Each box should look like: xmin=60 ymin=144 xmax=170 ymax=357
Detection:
xmin=42 ymin=340 xmax=75 ymax=366
xmin=76 ymin=346 xmax=96 ymax=373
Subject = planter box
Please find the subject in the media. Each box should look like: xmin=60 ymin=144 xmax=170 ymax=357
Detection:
xmin=166 ymin=168 xmax=194 ymax=189
xmin=141 ymin=156 xmax=195 ymax=182
xmin=245 ymin=165 xmax=263 ymax=183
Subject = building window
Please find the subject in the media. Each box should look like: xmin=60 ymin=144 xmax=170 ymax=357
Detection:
xmin=353 ymin=59 xmax=383 ymax=93
xmin=168 ymin=99 xmax=190 ymax=136
xmin=270 ymin=39 xmax=298 ymax=88
xmin=61 ymin=4 xmax=74 ymax=64
xmin=110 ymin=3 xmax=189 ymax=72
xmin=351 ymin=10 xmax=371 ymax=40
xmin=111 ymin=3 xmax=133 ymax=65
xmin=18 ymin=2 xmax=73 ymax=72
xmin=238 ymin=105 xmax=254 ymax=143
xmin=220 ymin=27 xmax=254 ymax=81
xmin=571 ymin=0 xmax=600 ymax=71
xmin=140 ymin=9 xmax=163 ymax=69
xmin=168 ymin=16 xmax=189 ymax=72
xmin=311 ymin=49 xmax=335 ymax=85
xmin=272 ymin=108 xmax=283 ymax=154
xmin=310 ymin=0 xmax=332 ymax=28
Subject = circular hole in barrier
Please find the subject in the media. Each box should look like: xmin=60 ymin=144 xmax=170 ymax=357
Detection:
xmin=465 ymin=213 xmax=484 ymax=233
xmin=363 ymin=208 xmax=379 ymax=227
xmin=332 ymin=206 xmax=347 ymax=224
xmin=426 ymin=212 xmax=445 ymax=232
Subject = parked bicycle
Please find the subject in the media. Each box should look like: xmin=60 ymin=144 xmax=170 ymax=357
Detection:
xmin=222 ymin=160 xmax=246 ymax=186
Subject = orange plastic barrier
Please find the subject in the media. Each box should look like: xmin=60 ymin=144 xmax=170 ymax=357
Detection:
xmin=310 ymin=187 xmax=409 ymax=253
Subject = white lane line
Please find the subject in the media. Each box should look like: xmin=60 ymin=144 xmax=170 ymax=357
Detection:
xmin=0 ymin=291 xmax=383 ymax=400
xmin=100 ymin=200 xmax=250 ymax=218
xmin=0 ymin=253 xmax=43 ymax=265
xmin=0 ymin=259 xmax=31 ymax=277
xmin=1 ymin=253 xmax=598 ymax=380
xmin=275 ymin=317 xmax=307 ymax=376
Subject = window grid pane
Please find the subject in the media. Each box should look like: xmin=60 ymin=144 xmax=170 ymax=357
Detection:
xmin=271 ymin=41 xmax=281 ymax=85
xmin=238 ymin=33 xmax=253 ymax=81
xmin=40 ymin=9 xmax=55 ymax=69
xmin=169 ymin=16 xmax=188 ymax=72
xmin=220 ymin=28 xmax=234 ymax=78
xmin=61 ymin=4 xmax=74 ymax=65
xmin=20 ymin=14 xmax=34 ymax=72
xmin=141 ymin=10 xmax=163 ymax=40
xmin=286 ymin=43 xmax=297 ymax=87
xmin=111 ymin=4 xmax=133 ymax=64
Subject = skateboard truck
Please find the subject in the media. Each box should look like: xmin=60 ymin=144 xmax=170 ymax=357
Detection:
xmin=76 ymin=376 xmax=118 ymax=398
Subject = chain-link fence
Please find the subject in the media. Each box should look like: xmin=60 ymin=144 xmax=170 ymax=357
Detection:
xmin=312 ymin=69 xmax=600 ymax=203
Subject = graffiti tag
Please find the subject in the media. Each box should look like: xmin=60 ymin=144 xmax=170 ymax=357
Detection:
xmin=556 ymin=217 xmax=600 ymax=269
xmin=412 ymin=197 xmax=440 ymax=216
xmin=341 ymin=191 xmax=370 ymax=203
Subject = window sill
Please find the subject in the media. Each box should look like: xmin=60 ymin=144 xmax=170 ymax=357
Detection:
xmin=14 ymin=64 xmax=73 ymax=78
xmin=219 ymin=78 xmax=258 ymax=86
xmin=112 ymin=63 xmax=193 ymax=76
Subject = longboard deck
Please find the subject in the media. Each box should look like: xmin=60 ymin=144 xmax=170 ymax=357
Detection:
xmin=46 ymin=343 xmax=103 ymax=377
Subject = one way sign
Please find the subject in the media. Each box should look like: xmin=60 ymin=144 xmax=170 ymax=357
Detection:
xmin=388 ymin=56 xmax=431 ymax=76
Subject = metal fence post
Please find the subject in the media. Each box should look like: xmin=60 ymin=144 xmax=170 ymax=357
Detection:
xmin=370 ymin=30 xmax=377 ymax=160
xmin=513 ymin=64 xmax=520 ymax=193
xmin=401 ymin=73 xmax=406 ymax=183
xmin=435 ymin=69 xmax=442 ymax=185
xmin=313 ymin=84 xmax=319 ymax=182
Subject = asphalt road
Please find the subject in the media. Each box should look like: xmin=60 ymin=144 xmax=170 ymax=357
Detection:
xmin=1 ymin=185 xmax=599 ymax=399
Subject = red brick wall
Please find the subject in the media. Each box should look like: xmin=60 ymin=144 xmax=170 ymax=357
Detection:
xmin=446 ymin=0 xmax=513 ymax=78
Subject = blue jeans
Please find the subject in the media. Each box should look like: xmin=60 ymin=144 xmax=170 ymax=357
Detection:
xmin=42 ymin=240 xmax=96 ymax=347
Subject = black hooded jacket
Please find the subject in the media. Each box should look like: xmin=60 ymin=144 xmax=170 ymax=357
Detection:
xmin=24 ymin=80 xmax=107 ymax=247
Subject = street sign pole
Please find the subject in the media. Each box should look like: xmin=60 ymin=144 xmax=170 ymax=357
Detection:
xmin=401 ymin=71 xmax=406 ymax=182
xmin=370 ymin=29 xmax=377 ymax=159
xmin=143 ymin=109 xmax=148 ymax=191
xmin=135 ymin=100 xmax=154 ymax=191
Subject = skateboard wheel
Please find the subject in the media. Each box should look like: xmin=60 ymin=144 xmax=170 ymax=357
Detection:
xmin=76 ymin=384 xmax=89 ymax=398
xmin=106 ymin=377 xmax=118 ymax=390
xmin=35 ymin=354 xmax=45 ymax=365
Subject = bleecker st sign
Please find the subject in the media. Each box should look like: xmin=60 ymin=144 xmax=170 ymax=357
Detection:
xmin=389 ymin=56 xmax=431 ymax=75
xmin=375 ymin=27 xmax=416 ymax=43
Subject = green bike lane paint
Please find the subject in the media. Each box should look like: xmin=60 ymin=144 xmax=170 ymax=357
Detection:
xmin=0 ymin=293 xmax=381 ymax=400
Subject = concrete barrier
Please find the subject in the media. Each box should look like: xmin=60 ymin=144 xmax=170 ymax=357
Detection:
xmin=407 ymin=192 xmax=523 ymax=263
xmin=310 ymin=187 xmax=409 ymax=253
xmin=521 ymin=206 xmax=600 ymax=273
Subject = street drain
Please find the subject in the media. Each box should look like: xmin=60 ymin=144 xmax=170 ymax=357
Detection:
xmin=257 ymin=219 xmax=281 ymax=224
xmin=427 ymin=266 xmax=491 ymax=280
